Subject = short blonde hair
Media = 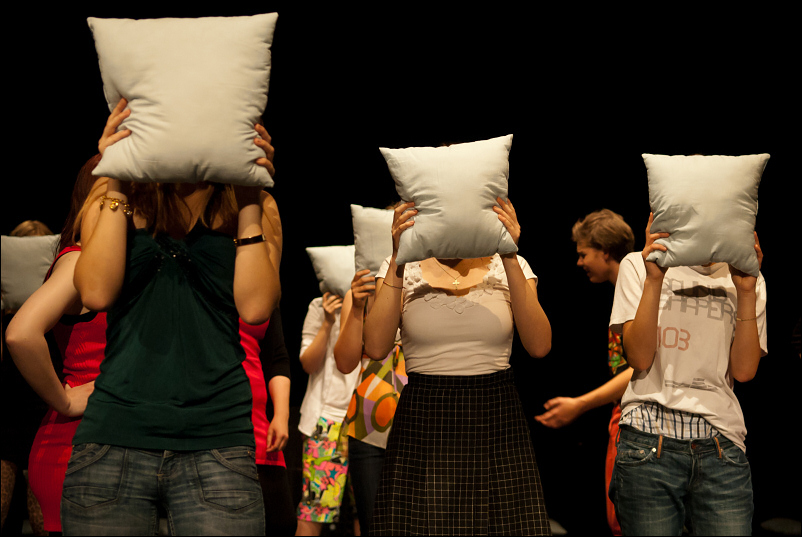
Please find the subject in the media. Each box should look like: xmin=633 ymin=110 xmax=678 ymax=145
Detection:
xmin=571 ymin=209 xmax=634 ymax=263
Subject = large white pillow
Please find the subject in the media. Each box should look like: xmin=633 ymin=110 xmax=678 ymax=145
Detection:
xmin=306 ymin=245 xmax=356 ymax=298
xmin=644 ymin=153 xmax=769 ymax=277
xmin=351 ymin=204 xmax=394 ymax=276
xmin=88 ymin=13 xmax=278 ymax=186
xmin=379 ymin=134 xmax=518 ymax=265
xmin=1 ymin=235 xmax=59 ymax=311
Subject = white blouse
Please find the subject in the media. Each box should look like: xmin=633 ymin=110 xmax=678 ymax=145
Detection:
xmin=377 ymin=254 xmax=537 ymax=376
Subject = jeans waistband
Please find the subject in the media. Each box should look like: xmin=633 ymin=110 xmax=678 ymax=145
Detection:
xmin=618 ymin=425 xmax=733 ymax=457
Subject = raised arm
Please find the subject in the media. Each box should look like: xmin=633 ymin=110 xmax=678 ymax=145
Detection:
xmin=495 ymin=198 xmax=551 ymax=358
xmin=728 ymin=232 xmax=764 ymax=382
xmin=334 ymin=270 xmax=376 ymax=373
xmin=6 ymin=253 xmax=95 ymax=417
xmin=363 ymin=202 xmax=416 ymax=360
xmin=299 ymin=293 xmax=343 ymax=375
xmin=622 ymin=213 xmax=669 ymax=371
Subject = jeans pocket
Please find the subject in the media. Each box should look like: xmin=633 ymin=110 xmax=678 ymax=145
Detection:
xmin=62 ymin=444 xmax=123 ymax=509
xmin=615 ymin=441 xmax=657 ymax=467
xmin=720 ymin=443 xmax=750 ymax=468
xmin=196 ymin=447 xmax=262 ymax=511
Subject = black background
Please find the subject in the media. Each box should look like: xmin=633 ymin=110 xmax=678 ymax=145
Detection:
xmin=3 ymin=5 xmax=799 ymax=534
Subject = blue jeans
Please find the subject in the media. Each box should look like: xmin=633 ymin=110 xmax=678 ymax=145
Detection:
xmin=348 ymin=437 xmax=386 ymax=535
xmin=61 ymin=443 xmax=265 ymax=536
xmin=609 ymin=426 xmax=753 ymax=536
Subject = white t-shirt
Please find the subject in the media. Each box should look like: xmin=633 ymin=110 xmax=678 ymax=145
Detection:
xmin=297 ymin=297 xmax=360 ymax=437
xmin=609 ymin=252 xmax=768 ymax=452
xmin=377 ymin=254 xmax=537 ymax=376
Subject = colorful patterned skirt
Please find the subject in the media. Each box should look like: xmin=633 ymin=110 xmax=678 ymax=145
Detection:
xmin=371 ymin=368 xmax=550 ymax=536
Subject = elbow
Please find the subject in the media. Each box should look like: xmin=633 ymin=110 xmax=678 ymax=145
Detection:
xmin=528 ymin=341 xmax=551 ymax=359
xmin=732 ymin=366 xmax=758 ymax=383
xmin=4 ymin=321 xmax=26 ymax=359
xmin=238 ymin=294 xmax=280 ymax=327
xmin=363 ymin=340 xmax=388 ymax=361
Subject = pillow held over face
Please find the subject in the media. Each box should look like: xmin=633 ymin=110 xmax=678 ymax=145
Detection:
xmin=306 ymin=245 xmax=356 ymax=298
xmin=351 ymin=204 xmax=394 ymax=276
xmin=379 ymin=134 xmax=518 ymax=265
xmin=1 ymin=235 xmax=59 ymax=311
xmin=644 ymin=153 xmax=769 ymax=276
xmin=88 ymin=13 xmax=278 ymax=186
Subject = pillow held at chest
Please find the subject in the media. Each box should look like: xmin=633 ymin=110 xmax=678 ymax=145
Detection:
xmin=644 ymin=153 xmax=769 ymax=277
xmin=87 ymin=13 xmax=278 ymax=186
xmin=379 ymin=135 xmax=518 ymax=265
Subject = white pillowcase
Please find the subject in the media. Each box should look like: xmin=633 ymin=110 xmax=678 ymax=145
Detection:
xmin=644 ymin=153 xmax=769 ymax=277
xmin=305 ymin=245 xmax=356 ymax=298
xmin=379 ymin=135 xmax=518 ymax=265
xmin=88 ymin=13 xmax=278 ymax=186
xmin=351 ymin=204 xmax=394 ymax=276
xmin=1 ymin=235 xmax=59 ymax=310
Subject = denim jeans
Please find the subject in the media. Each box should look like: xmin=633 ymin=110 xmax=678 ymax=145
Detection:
xmin=347 ymin=437 xmax=386 ymax=535
xmin=609 ymin=426 xmax=753 ymax=536
xmin=61 ymin=443 xmax=265 ymax=536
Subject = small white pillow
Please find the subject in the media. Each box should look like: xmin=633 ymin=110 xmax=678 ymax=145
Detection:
xmin=379 ymin=135 xmax=518 ymax=265
xmin=88 ymin=13 xmax=278 ymax=186
xmin=351 ymin=204 xmax=394 ymax=276
xmin=644 ymin=153 xmax=769 ymax=276
xmin=306 ymin=245 xmax=356 ymax=298
xmin=1 ymin=235 xmax=59 ymax=311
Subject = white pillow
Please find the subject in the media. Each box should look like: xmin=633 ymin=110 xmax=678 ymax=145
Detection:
xmin=379 ymin=135 xmax=518 ymax=265
xmin=351 ymin=204 xmax=394 ymax=276
xmin=1 ymin=235 xmax=59 ymax=311
xmin=305 ymin=245 xmax=356 ymax=298
xmin=644 ymin=153 xmax=769 ymax=277
xmin=88 ymin=13 xmax=278 ymax=186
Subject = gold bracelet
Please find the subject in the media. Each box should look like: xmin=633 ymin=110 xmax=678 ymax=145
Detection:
xmin=233 ymin=234 xmax=266 ymax=247
xmin=736 ymin=317 xmax=757 ymax=322
xmin=100 ymin=196 xmax=132 ymax=216
xmin=383 ymin=282 xmax=403 ymax=290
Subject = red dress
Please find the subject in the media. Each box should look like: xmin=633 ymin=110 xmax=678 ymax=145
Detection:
xmin=27 ymin=246 xmax=107 ymax=532
xmin=239 ymin=318 xmax=285 ymax=467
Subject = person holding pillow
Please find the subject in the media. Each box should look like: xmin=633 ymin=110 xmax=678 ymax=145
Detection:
xmin=334 ymin=265 xmax=406 ymax=536
xmin=534 ymin=208 xmax=634 ymax=536
xmin=364 ymin=198 xmax=553 ymax=536
xmin=608 ymin=213 xmax=767 ymax=536
xmin=64 ymin=99 xmax=281 ymax=536
xmin=295 ymin=290 xmax=360 ymax=536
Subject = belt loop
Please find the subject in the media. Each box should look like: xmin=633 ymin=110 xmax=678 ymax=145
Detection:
xmin=657 ymin=435 xmax=663 ymax=459
xmin=615 ymin=426 xmax=621 ymax=445
xmin=713 ymin=437 xmax=722 ymax=459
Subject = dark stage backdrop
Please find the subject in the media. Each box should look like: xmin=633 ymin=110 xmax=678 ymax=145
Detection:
xmin=4 ymin=5 xmax=798 ymax=535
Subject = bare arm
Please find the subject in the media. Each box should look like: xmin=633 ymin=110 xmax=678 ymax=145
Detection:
xmin=6 ymin=253 xmax=94 ymax=417
xmin=233 ymin=189 xmax=282 ymax=325
xmin=334 ymin=271 xmax=376 ymax=374
xmin=495 ymin=197 xmax=551 ymax=358
xmin=266 ymin=375 xmax=290 ymax=451
xmin=299 ymin=293 xmax=341 ymax=375
xmin=728 ymin=233 xmax=764 ymax=382
xmin=622 ymin=213 xmax=669 ymax=371
xmin=364 ymin=202 xmax=416 ymax=360
xmin=535 ymin=368 xmax=634 ymax=428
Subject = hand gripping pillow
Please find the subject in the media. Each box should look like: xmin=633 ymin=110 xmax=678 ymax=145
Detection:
xmin=351 ymin=204 xmax=394 ymax=276
xmin=379 ymin=134 xmax=518 ymax=265
xmin=306 ymin=245 xmax=356 ymax=299
xmin=87 ymin=13 xmax=278 ymax=186
xmin=1 ymin=235 xmax=59 ymax=311
xmin=644 ymin=153 xmax=769 ymax=277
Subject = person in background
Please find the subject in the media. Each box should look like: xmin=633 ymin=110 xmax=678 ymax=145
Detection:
xmin=334 ymin=266 xmax=406 ymax=536
xmin=535 ymin=208 xmax=634 ymax=536
xmin=2 ymin=219 xmax=55 ymax=536
xmin=608 ymin=213 xmax=766 ymax=535
xmin=295 ymin=290 xmax=361 ymax=536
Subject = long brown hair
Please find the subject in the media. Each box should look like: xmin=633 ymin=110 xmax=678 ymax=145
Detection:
xmin=128 ymin=182 xmax=239 ymax=237
xmin=58 ymin=154 xmax=105 ymax=254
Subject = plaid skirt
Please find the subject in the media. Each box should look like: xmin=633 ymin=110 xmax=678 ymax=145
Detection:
xmin=371 ymin=368 xmax=550 ymax=536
